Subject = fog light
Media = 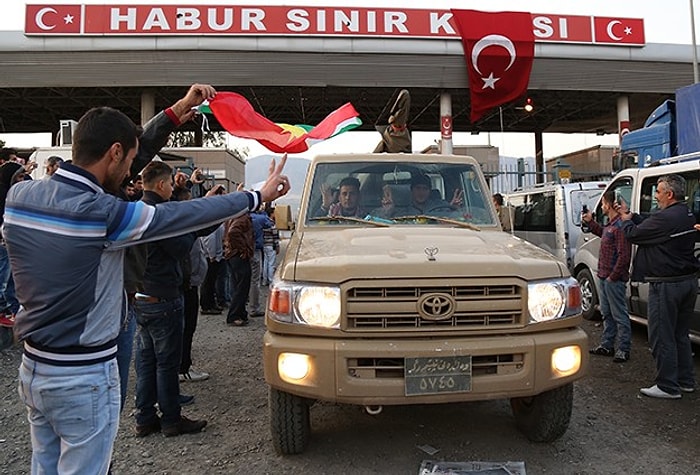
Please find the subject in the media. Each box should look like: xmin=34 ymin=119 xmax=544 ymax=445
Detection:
xmin=551 ymin=346 xmax=581 ymax=377
xmin=278 ymin=352 xmax=311 ymax=382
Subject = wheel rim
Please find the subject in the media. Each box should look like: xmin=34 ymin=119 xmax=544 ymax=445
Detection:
xmin=580 ymin=278 xmax=593 ymax=312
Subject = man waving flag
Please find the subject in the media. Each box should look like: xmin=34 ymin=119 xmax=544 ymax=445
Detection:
xmin=451 ymin=10 xmax=535 ymax=123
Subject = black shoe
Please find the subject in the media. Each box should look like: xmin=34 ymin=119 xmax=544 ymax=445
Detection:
xmin=201 ymin=308 xmax=222 ymax=315
xmin=135 ymin=418 xmax=161 ymax=437
xmin=179 ymin=394 xmax=195 ymax=406
xmin=162 ymin=415 xmax=207 ymax=437
xmin=613 ymin=350 xmax=630 ymax=363
xmin=589 ymin=346 xmax=614 ymax=356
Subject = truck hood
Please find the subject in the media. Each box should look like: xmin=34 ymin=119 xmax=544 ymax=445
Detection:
xmin=284 ymin=227 xmax=566 ymax=283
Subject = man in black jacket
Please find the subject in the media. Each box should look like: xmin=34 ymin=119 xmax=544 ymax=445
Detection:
xmin=133 ymin=161 xmax=217 ymax=437
xmin=620 ymin=174 xmax=699 ymax=399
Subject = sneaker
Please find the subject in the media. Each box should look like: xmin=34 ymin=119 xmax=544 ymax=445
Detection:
xmin=680 ymin=385 xmax=696 ymax=393
xmin=613 ymin=350 xmax=630 ymax=363
xmin=589 ymin=346 xmax=614 ymax=357
xmin=0 ymin=313 xmax=15 ymax=328
xmin=180 ymin=369 xmax=210 ymax=382
xmin=179 ymin=394 xmax=195 ymax=406
xmin=134 ymin=418 xmax=161 ymax=437
xmin=640 ymin=385 xmax=681 ymax=399
xmin=162 ymin=415 xmax=207 ymax=437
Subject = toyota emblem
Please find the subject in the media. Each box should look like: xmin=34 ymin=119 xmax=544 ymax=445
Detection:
xmin=417 ymin=293 xmax=455 ymax=321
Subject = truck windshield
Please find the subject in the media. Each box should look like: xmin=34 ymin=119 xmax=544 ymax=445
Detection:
xmin=304 ymin=161 xmax=497 ymax=226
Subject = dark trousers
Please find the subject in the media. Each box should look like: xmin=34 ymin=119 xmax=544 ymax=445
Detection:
xmin=216 ymin=261 xmax=231 ymax=306
xmin=200 ymin=259 xmax=223 ymax=310
xmin=647 ymin=278 xmax=697 ymax=394
xmin=181 ymin=286 xmax=199 ymax=374
xmin=226 ymin=255 xmax=251 ymax=323
xmin=134 ymin=296 xmax=184 ymax=428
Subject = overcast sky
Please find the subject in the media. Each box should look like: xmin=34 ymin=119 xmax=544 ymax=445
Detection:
xmin=0 ymin=1 xmax=692 ymax=158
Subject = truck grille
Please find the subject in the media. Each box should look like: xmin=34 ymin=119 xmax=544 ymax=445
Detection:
xmin=346 ymin=284 xmax=523 ymax=330
xmin=347 ymin=354 xmax=523 ymax=379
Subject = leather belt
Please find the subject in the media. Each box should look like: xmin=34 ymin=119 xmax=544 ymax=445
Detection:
xmin=134 ymin=294 xmax=161 ymax=303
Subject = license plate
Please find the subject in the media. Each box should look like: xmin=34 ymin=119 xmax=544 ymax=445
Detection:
xmin=404 ymin=355 xmax=472 ymax=396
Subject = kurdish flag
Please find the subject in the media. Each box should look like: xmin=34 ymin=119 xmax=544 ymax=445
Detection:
xmin=202 ymin=92 xmax=362 ymax=154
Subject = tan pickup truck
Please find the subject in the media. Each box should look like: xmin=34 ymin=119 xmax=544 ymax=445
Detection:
xmin=263 ymin=153 xmax=588 ymax=454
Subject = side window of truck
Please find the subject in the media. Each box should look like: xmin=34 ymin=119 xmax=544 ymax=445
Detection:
xmin=508 ymin=195 xmax=526 ymax=231
xmin=597 ymin=178 xmax=633 ymax=226
xmin=525 ymin=192 xmax=556 ymax=232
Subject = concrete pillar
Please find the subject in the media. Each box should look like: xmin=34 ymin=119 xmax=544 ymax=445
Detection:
xmin=617 ymin=96 xmax=630 ymax=142
xmin=140 ymin=90 xmax=156 ymax=126
xmin=439 ymin=92 xmax=453 ymax=155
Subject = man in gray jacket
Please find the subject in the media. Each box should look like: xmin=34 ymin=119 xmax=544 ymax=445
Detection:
xmin=5 ymin=94 xmax=290 ymax=474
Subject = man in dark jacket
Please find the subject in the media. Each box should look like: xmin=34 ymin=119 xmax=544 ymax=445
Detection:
xmin=620 ymin=174 xmax=699 ymax=399
xmin=133 ymin=161 xmax=217 ymax=437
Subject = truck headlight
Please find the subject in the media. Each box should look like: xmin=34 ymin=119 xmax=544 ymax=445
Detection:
xmin=297 ymin=286 xmax=341 ymax=328
xmin=528 ymin=277 xmax=581 ymax=323
xmin=268 ymin=282 xmax=341 ymax=328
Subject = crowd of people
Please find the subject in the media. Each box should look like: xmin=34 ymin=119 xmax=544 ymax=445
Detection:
xmin=2 ymin=84 xmax=290 ymax=474
xmin=1 ymin=82 xmax=698 ymax=474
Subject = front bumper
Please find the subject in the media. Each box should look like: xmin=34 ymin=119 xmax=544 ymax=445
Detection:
xmin=263 ymin=327 xmax=589 ymax=405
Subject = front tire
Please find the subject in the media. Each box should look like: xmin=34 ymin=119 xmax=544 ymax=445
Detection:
xmin=576 ymin=268 xmax=600 ymax=321
xmin=510 ymin=383 xmax=573 ymax=442
xmin=269 ymin=387 xmax=310 ymax=455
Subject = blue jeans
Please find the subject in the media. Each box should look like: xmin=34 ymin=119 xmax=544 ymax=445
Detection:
xmin=0 ymin=244 xmax=19 ymax=314
xmin=18 ymin=355 xmax=120 ymax=475
xmin=263 ymin=245 xmax=277 ymax=285
xmin=648 ymin=278 xmax=697 ymax=394
xmin=134 ymin=296 xmax=184 ymax=428
xmin=598 ymin=278 xmax=631 ymax=353
xmin=116 ymin=303 xmax=137 ymax=412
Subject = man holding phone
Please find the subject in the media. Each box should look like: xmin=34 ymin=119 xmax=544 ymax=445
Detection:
xmin=582 ymin=190 xmax=632 ymax=363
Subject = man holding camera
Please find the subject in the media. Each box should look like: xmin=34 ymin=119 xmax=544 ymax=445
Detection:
xmin=582 ymin=190 xmax=632 ymax=363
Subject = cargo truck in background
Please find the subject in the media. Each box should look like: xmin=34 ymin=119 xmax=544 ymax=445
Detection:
xmin=618 ymin=82 xmax=700 ymax=169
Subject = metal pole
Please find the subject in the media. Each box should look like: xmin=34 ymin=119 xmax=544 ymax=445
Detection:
xmin=692 ymin=0 xmax=699 ymax=83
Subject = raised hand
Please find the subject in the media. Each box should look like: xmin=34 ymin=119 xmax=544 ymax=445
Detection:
xmin=321 ymin=183 xmax=334 ymax=208
xmin=381 ymin=184 xmax=395 ymax=210
xmin=172 ymin=84 xmax=217 ymax=123
xmin=450 ymin=188 xmax=464 ymax=207
xmin=258 ymin=153 xmax=290 ymax=203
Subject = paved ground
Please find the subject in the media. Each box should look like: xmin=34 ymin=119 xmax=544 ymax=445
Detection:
xmin=1 ymin=310 xmax=699 ymax=474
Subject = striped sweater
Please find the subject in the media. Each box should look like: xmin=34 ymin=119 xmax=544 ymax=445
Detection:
xmin=5 ymin=163 xmax=260 ymax=365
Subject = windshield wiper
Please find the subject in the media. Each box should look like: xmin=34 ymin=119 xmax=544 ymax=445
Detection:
xmin=309 ymin=215 xmax=390 ymax=227
xmin=391 ymin=215 xmax=481 ymax=231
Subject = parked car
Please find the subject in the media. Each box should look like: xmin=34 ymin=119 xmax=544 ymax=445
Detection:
xmin=573 ymin=155 xmax=700 ymax=341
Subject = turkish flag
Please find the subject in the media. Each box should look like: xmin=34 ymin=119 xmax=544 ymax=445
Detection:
xmin=25 ymin=5 xmax=82 ymax=34
xmin=593 ymin=17 xmax=645 ymax=45
xmin=451 ymin=10 xmax=535 ymax=123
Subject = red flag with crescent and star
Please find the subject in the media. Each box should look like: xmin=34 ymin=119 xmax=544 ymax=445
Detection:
xmin=451 ymin=9 xmax=535 ymax=123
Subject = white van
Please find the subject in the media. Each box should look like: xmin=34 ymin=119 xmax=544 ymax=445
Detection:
xmin=573 ymin=154 xmax=700 ymax=342
xmin=27 ymin=146 xmax=72 ymax=180
xmin=505 ymin=181 xmax=608 ymax=272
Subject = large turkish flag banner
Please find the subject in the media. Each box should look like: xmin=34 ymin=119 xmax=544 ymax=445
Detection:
xmin=451 ymin=10 xmax=535 ymax=123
